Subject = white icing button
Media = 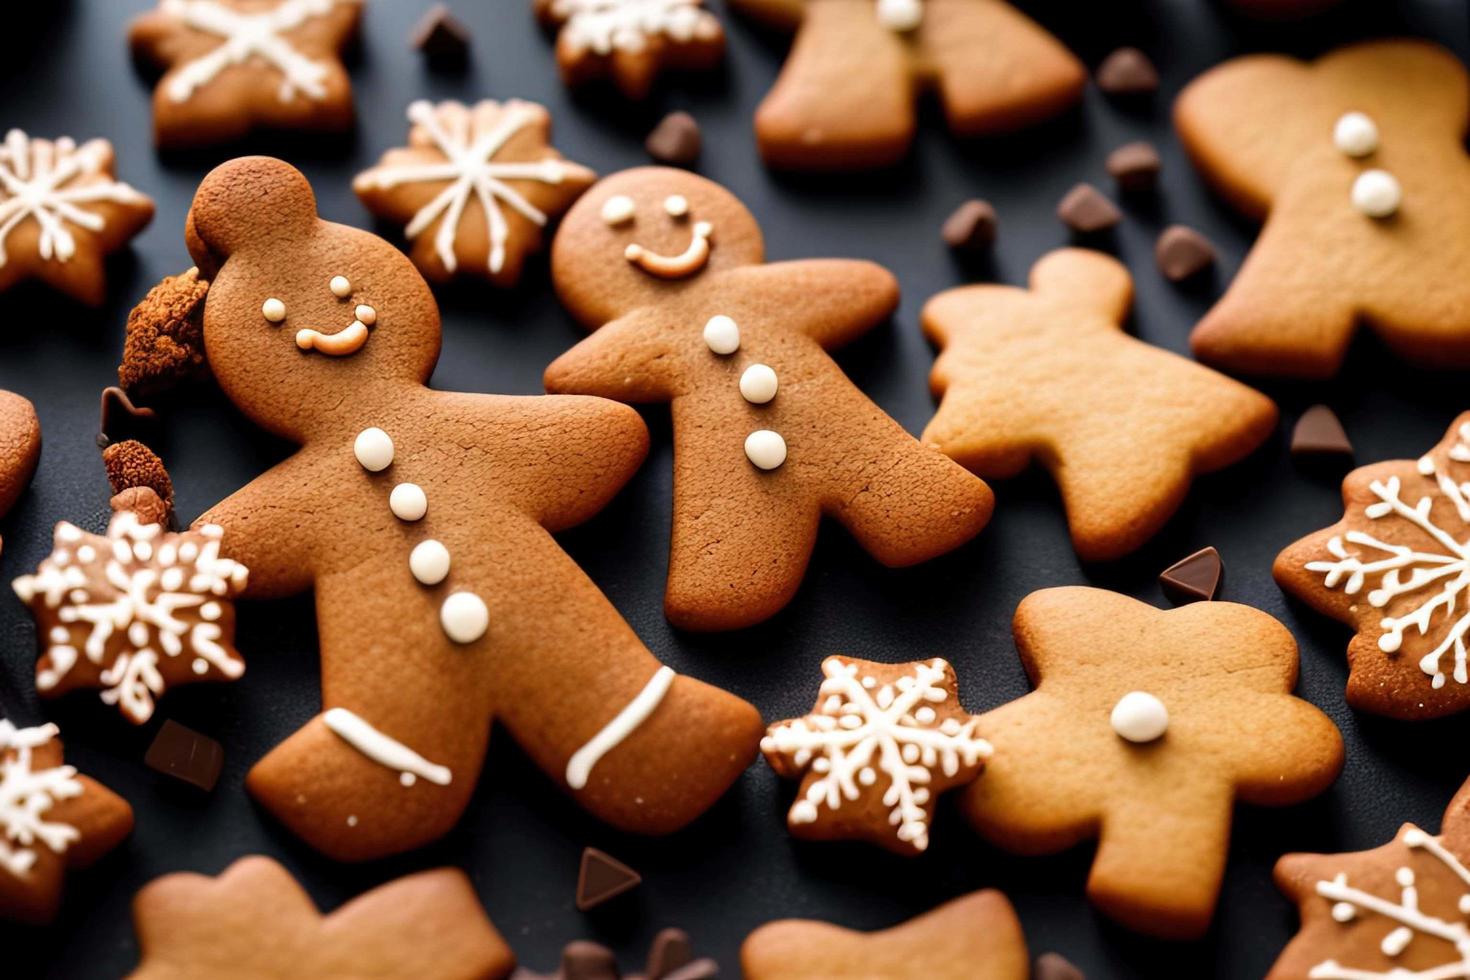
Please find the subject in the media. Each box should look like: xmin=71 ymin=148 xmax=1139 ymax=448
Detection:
xmin=745 ymin=430 xmax=787 ymax=470
xmin=664 ymin=194 xmax=689 ymax=218
xmin=262 ymin=297 xmax=286 ymax=323
xmin=1110 ymin=691 xmax=1169 ymax=743
xmin=876 ymin=0 xmax=922 ymax=32
xmin=1352 ymin=169 xmax=1402 ymax=218
xmin=1333 ymin=111 xmax=1379 ymax=158
xmin=330 ymin=275 xmax=352 ymax=298
xmin=355 ymin=304 xmax=376 ymax=326
xmin=389 ymin=483 xmax=428 ymax=521
xmin=354 ymin=427 xmax=394 ymax=472
xmin=410 ymin=539 xmax=451 ymax=585
xmin=703 ymin=314 xmax=740 ymax=355
xmin=601 ymin=194 xmax=636 ymax=226
xmin=441 ymin=591 xmax=489 ymax=643
xmin=740 ymin=364 xmax=778 ymax=404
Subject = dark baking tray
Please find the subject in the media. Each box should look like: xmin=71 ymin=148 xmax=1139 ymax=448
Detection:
xmin=3 ymin=1 xmax=1469 ymax=976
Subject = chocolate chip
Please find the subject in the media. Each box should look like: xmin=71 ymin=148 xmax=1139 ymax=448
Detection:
xmin=1096 ymin=47 xmax=1159 ymax=96
xmin=411 ymin=4 xmax=470 ymax=67
xmin=1057 ymin=183 xmax=1121 ymax=234
xmin=1035 ymin=953 xmax=1085 ymax=980
xmin=561 ymin=941 xmax=619 ymax=980
xmin=941 ymin=199 xmax=997 ymax=251
xmin=576 ymin=847 xmax=642 ymax=912
xmin=98 ymin=385 xmax=158 ymax=448
xmin=644 ymin=927 xmax=693 ymax=979
xmin=1291 ymin=405 xmax=1353 ymax=460
xmin=1155 ymin=225 xmax=1216 ymax=282
xmin=1160 ymin=547 xmax=1223 ymax=605
xmin=1105 ymin=141 xmax=1161 ymax=195
xmin=645 ymin=112 xmax=702 ymax=168
xmin=144 ymin=719 xmax=224 ymax=792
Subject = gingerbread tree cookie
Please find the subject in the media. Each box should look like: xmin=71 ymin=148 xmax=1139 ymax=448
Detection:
xmin=354 ymin=99 xmax=596 ymax=287
xmin=1268 ymin=777 xmax=1470 ymax=980
xmin=1275 ymin=413 xmax=1470 ymax=720
xmin=922 ymin=248 xmax=1278 ymax=561
xmin=544 ymin=168 xmax=993 ymax=631
xmin=534 ymin=0 xmax=725 ymax=100
xmin=741 ymin=889 xmax=1029 ymax=980
xmin=0 ymin=130 xmax=153 ymax=305
xmin=128 ymin=0 xmax=362 ymax=149
xmin=730 ymin=0 xmax=1084 ymax=170
xmin=0 ymin=719 xmax=134 ymax=924
xmin=177 ymin=156 xmax=761 ymax=861
xmin=1177 ymin=40 xmax=1470 ymax=377
xmin=129 ymin=856 xmax=515 ymax=979
xmin=0 ymin=389 xmax=40 ymax=540
xmin=962 ymin=587 xmax=1344 ymax=940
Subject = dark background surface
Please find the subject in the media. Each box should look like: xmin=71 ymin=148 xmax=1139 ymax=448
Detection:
xmin=2 ymin=1 xmax=1469 ymax=976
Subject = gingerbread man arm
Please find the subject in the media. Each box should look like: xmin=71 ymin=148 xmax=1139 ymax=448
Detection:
xmin=719 ymin=261 xmax=900 ymax=351
xmin=195 ymin=453 xmax=324 ymax=599
xmin=543 ymin=308 xmax=686 ymax=402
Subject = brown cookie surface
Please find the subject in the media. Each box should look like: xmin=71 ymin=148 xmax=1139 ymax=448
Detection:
xmin=534 ymin=0 xmax=726 ymax=100
xmin=0 ymin=389 xmax=40 ymax=524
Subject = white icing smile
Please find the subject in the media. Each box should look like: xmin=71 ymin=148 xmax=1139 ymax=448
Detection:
xmin=625 ymin=219 xmax=713 ymax=279
xmin=280 ymin=275 xmax=377 ymax=357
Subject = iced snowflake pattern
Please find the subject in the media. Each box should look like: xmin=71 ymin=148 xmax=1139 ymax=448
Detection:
xmin=0 ymin=721 xmax=82 ymax=879
xmin=761 ymin=657 xmax=991 ymax=852
xmin=550 ymin=0 xmax=720 ymax=57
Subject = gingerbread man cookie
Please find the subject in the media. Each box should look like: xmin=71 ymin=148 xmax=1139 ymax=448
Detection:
xmin=922 ymin=249 xmax=1278 ymax=561
xmin=0 ymin=130 xmax=153 ymax=305
xmin=1275 ymin=413 xmax=1470 ymax=720
xmin=730 ymin=0 xmax=1085 ymax=170
xmin=1177 ymin=40 xmax=1470 ymax=377
xmin=179 ymin=156 xmax=761 ymax=861
xmin=534 ymin=0 xmax=725 ymax=101
xmin=354 ymin=99 xmax=596 ymax=287
xmin=128 ymin=0 xmax=362 ymax=149
xmin=0 ymin=719 xmax=134 ymax=924
xmin=962 ymin=587 xmax=1344 ymax=940
xmin=129 ymin=856 xmax=515 ymax=979
xmin=741 ymin=889 xmax=1029 ymax=980
xmin=544 ymin=168 xmax=994 ymax=631
xmin=0 ymin=389 xmax=41 ymax=538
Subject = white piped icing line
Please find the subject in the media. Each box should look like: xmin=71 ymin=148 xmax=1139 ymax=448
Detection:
xmin=566 ymin=666 xmax=676 ymax=790
xmin=158 ymin=0 xmax=350 ymax=104
xmin=876 ymin=0 xmax=922 ymax=32
xmin=359 ymin=100 xmax=578 ymax=275
xmin=0 ymin=130 xmax=147 ymax=270
xmin=625 ymin=219 xmax=712 ymax=279
xmin=323 ymin=707 xmax=452 ymax=788
xmin=295 ymin=275 xmax=375 ymax=356
xmin=0 ymin=721 xmax=83 ymax=878
xmin=549 ymin=0 xmax=721 ymax=57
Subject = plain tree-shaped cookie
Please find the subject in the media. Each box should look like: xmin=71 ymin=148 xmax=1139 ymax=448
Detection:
xmin=923 ymin=249 xmax=1278 ymax=561
xmin=962 ymin=587 xmax=1344 ymax=940
xmin=544 ymin=168 xmax=994 ymax=631
xmin=183 ymin=157 xmax=762 ymax=861
xmin=1177 ymin=40 xmax=1470 ymax=377
xmin=730 ymin=0 xmax=1085 ymax=169
xmin=129 ymin=856 xmax=515 ymax=979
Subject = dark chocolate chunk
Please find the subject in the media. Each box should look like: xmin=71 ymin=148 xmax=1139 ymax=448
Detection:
xmin=1057 ymin=183 xmax=1121 ymax=234
xmin=1096 ymin=47 xmax=1159 ymax=96
xmin=561 ymin=941 xmax=619 ymax=980
xmin=1035 ymin=952 xmax=1085 ymax=980
xmin=941 ymin=199 xmax=997 ymax=251
xmin=1155 ymin=225 xmax=1216 ymax=282
xmin=411 ymin=4 xmax=470 ymax=66
xmin=1291 ymin=405 xmax=1354 ymax=460
xmin=1160 ymin=547 xmax=1224 ymax=605
xmin=576 ymin=847 xmax=642 ymax=912
xmin=144 ymin=719 xmax=224 ymax=792
xmin=644 ymin=928 xmax=693 ymax=979
xmin=1105 ymin=141 xmax=1161 ymax=194
xmin=645 ymin=112 xmax=702 ymax=167
xmin=98 ymin=385 xmax=158 ymax=448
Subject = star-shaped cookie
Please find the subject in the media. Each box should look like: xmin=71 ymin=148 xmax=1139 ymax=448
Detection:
xmin=534 ymin=0 xmax=725 ymax=100
xmin=962 ymin=587 xmax=1344 ymax=940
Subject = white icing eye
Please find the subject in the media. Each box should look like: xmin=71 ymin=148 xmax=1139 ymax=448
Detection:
xmin=740 ymin=364 xmax=778 ymax=405
xmin=703 ymin=314 xmax=740 ymax=354
xmin=601 ymin=195 xmax=636 ymax=226
xmin=745 ymin=430 xmax=787 ymax=470
xmin=330 ymin=275 xmax=352 ymax=298
xmin=1333 ymin=111 xmax=1379 ymax=157
xmin=262 ymin=297 xmax=286 ymax=323
xmin=355 ymin=304 xmax=376 ymax=326
xmin=1352 ymin=169 xmax=1401 ymax=218
xmin=354 ymin=427 xmax=394 ymax=472
xmin=663 ymin=194 xmax=689 ymax=218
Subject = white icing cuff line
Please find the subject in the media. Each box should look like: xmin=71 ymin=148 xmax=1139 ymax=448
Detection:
xmin=566 ymin=666 xmax=677 ymax=791
xmin=323 ymin=707 xmax=452 ymax=787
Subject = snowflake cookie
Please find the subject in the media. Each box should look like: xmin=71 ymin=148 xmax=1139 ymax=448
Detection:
xmin=0 ymin=719 xmax=134 ymax=924
xmin=12 ymin=486 xmax=249 ymax=725
xmin=1276 ymin=413 xmax=1470 ymax=719
xmin=534 ymin=0 xmax=725 ymax=101
xmin=762 ymin=656 xmax=990 ymax=855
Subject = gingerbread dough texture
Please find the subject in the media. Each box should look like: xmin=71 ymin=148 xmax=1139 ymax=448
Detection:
xmin=1177 ymin=40 xmax=1470 ymax=377
xmin=534 ymin=0 xmax=726 ymax=101
xmin=962 ymin=587 xmax=1344 ymax=940
xmin=128 ymin=856 xmax=515 ymax=979
xmin=183 ymin=156 xmax=762 ymax=861
xmin=0 ymin=389 xmax=40 ymax=527
xmin=922 ymin=248 xmax=1277 ymax=561
xmin=730 ymin=0 xmax=1085 ymax=169
xmin=741 ymin=889 xmax=1029 ymax=980
xmin=1275 ymin=412 xmax=1470 ymax=720
xmin=544 ymin=168 xmax=994 ymax=631
xmin=128 ymin=0 xmax=362 ymax=149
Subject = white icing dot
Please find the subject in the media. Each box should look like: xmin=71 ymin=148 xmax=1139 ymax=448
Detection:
xmin=49 ymin=626 xmax=68 ymax=643
xmin=789 ymin=799 xmax=819 ymax=824
xmin=914 ymin=706 xmax=937 ymax=725
xmin=1352 ymin=169 xmax=1402 ymax=218
xmin=400 ymin=772 xmax=417 ymax=787
xmin=1419 ymin=456 xmax=1437 ymax=475
xmin=346 ymin=814 xmax=358 ymax=827
xmin=1333 ymin=112 xmax=1379 ymax=157
xmin=745 ymin=430 xmax=787 ymax=470
xmin=262 ymin=297 xmax=286 ymax=323
xmin=330 ymin=275 xmax=352 ymax=298
xmin=389 ymin=483 xmax=428 ymax=522
xmin=876 ymin=0 xmax=922 ymax=32
xmin=354 ymin=427 xmax=394 ymax=472
xmin=601 ymin=194 xmax=636 ymax=226
xmin=192 ymin=659 xmax=208 ymax=675
xmin=128 ymin=622 xmax=149 ymax=647
xmin=410 ymin=540 xmax=451 ymax=585
xmin=355 ymin=304 xmax=376 ymax=326
xmin=663 ymin=194 xmax=689 ymax=218
xmin=201 ymin=602 xmax=222 ymax=621
xmin=739 ymin=364 xmax=779 ymax=404
xmin=703 ymin=314 xmax=740 ymax=355
xmin=858 ymin=767 xmax=876 ymax=785
xmin=1110 ymin=691 xmax=1169 ymax=743
xmin=441 ymin=592 xmax=489 ymax=644
xmin=901 ymin=743 xmax=920 ymax=764
xmin=1331 ymin=901 xmax=1356 ymax=922
xmin=77 ymin=545 xmax=95 ymax=562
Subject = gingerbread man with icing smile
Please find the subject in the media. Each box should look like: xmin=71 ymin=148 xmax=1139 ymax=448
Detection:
xmin=180 ymin=156 xmax=762 ymax=861
xmin=545 ymin=168 xmax=994 ymax=631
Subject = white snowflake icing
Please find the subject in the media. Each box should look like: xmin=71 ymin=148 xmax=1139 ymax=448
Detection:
xmin=761 ymin=657 xmax=991 ymax=852
xmin=1305 ymin=423 xmax=1470 ymax=691
xmin=358 ymin=100 xmax=580 ymax=275
xmin=550 ymin=0 xmax=720 ymax=57
xmin=0 ymin=721 xmax=83 ymax=879
xmin=0 ymin=129 xmax=147 ymax=270
xmin=12 ymin=511 xmax=249 ymax=724
xmin=1310 ymin=825 xmax=1470 ymax=979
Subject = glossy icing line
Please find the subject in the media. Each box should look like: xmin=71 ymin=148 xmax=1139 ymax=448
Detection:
xmin=566 ymin=666 xmax=676 ymax=790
